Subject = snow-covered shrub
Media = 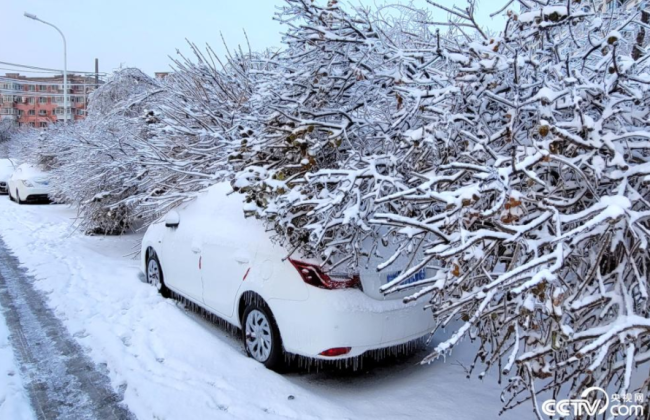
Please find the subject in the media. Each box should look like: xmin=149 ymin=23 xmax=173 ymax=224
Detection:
xmin=138 ymin=41 xmax=262 ymax=217
xmin=366 ymin=1 xmax=650 ymax=415
xmin=0 ymin=119 xmax=18 ymax=145
xmin=232 ymin=0 xmax=412 ymax=267
xmin=27 ymin=69 xmax=166 ymax=234
xmin=0 ymin=120 xmax=40 ymax=158
xmin=229 ymin=0 xmax=650 ymax=414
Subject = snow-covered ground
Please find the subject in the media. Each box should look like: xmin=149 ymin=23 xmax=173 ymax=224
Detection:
xmin=0 ymin=199 xmax=529 ymax=420
xmin=0 ymin=296 xmax=35 ymax=420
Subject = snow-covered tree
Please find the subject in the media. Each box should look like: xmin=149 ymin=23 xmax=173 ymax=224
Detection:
xmin=234 ymin=0 xmax=650 ymax=415
xmin=368 ymin=1 xmax=650 ymax=416
xmin=26 ymin=69 xmax=166 ymax=233
xmin=0 ymin=119 xmax=18 ymax=145
xmin=138 ymin=40 xmax=261 ymax=217
xmin=233 ymin=0 xmax=416 ymax=269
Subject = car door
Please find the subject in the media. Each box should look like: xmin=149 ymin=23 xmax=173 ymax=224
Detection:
xmin=200 ymin=190 xmax=256 ymax=318
xmin=160 ymin=210 xmax=205 ymax=303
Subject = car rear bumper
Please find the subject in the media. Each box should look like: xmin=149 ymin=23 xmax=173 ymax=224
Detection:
xmin=269 ymin=287 xmax=435 ymax=359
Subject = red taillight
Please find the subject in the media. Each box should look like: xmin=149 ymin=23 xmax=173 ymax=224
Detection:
xmin=319 ymin=347 xmax=352 ymax=357
xmin=289 ymin=259 xmax=360 ymax=290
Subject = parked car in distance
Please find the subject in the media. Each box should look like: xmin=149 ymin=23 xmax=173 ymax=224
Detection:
xmin=141 ymin=182 xmax=435 ymax=370
xmin=0 ymin=158 xmax=19 ymax=195
xmin=8 ymin=163 xmax=51 ymax=204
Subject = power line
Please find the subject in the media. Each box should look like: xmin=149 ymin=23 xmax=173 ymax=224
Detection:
xmin=0 ymin=61 xmax=104 ymax=75
xmin=0 ymin=77 xmax=100 ymax=87
xmin=0 ymin=67 xmax=65 ymax=74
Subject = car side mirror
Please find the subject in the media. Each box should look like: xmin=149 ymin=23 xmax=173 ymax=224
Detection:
xmin=164 ymin=211 xmax=180 ymax=228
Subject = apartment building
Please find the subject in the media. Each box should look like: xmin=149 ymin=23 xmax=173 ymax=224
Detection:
xmin=0 ymin=73 xmax=100 ymax=128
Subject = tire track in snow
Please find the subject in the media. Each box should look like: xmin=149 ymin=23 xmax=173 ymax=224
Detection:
xmin=0 ymin=237 xmax=135 ymax=420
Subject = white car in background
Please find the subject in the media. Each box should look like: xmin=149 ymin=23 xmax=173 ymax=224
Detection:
xmin=8 ymin=163 xmax=51 ymax=204
xmin=141 ymin=182 xmax=435 ymax=370
xmin=0 ymin=158 xmax=18 ymax=195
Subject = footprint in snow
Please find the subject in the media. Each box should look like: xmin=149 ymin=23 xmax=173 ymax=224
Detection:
xmin=121 ymin=335 xmax=132 ymax=347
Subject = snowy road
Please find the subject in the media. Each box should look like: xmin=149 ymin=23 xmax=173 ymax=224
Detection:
xmin=0 ymin=239 xmax=134 ymax=420
xmin=0 ymin=199 xmax=529 ymax=420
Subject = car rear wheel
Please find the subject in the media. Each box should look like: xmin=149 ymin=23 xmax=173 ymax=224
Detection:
xmin=242 ymin=301 xmax=284 ymax=370
xmin=15 ymin=189 xmax=23 ymax=205
xmin=146 ymin=251 xmax=170 ymax=298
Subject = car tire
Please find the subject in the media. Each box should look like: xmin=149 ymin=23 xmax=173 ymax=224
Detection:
xmin=146 ymin=250 xmax=171 ymax=298
xmin=15 ymin=189 xmax=23 ymax=205
xmin=8 ymin=189 xmax=14 ymax=202
xmin=242 ymin=300 xmax=284 ymax=371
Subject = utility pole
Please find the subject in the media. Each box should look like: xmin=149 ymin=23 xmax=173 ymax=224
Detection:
xmin=24 ymin=12 xmax=68 ymax=125
xmin=95 ymin=58 xmax=99 ymax=88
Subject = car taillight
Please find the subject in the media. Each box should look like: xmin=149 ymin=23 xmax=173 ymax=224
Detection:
xmin=319 ymin=347 xmax=352 ymax=357
xmin=289 ymin=259 xmax=360 ymax=290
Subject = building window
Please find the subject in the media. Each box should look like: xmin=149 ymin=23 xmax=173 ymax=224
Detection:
xmin=28 ymin=110 xmax=35 ymax=116
xmin=17 ymin=110 xmax=23 ymax=116
xmin=29 ymin=122 xmax=35 ymax=127
xmin=39 ymin=97 xmax=48 ymax=104
xmin=39 ymin=122 xmax=47 ymax=128
xmin=27 ymin=97 xmax=35 ymax=104
xmin=38 ymin=110 xmax=47 ymax=116
xmin=28 ymin=85 xmax=35 ymax=91
xmin=76 ymin=109 xmax=85 ymax=116
xmin=607 ymin=0 xmax=622 ymax=11
xmin=39 ymin=85 xmax=47 ymax=91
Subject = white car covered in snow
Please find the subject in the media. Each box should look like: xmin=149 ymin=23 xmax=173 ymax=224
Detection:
xmin=8 ymin=163 xmax=51 ymax=204
xmin=141 ymin=182 xmax=435 ymax=369
xmin=0 ymin=158 xmax=18 ymax=195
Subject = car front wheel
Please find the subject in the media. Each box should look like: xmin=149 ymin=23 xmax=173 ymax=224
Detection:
xmin=242 ymin=301 xmax=284 ymax=370
xmin=146 ymin=251 xmax=170 ymax=298
xmin=15 ymin=189 xmax=22 ymax=205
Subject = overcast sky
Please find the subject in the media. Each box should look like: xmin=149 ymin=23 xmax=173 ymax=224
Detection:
xmin=0 ymin=0 xmax=503 ymax=77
